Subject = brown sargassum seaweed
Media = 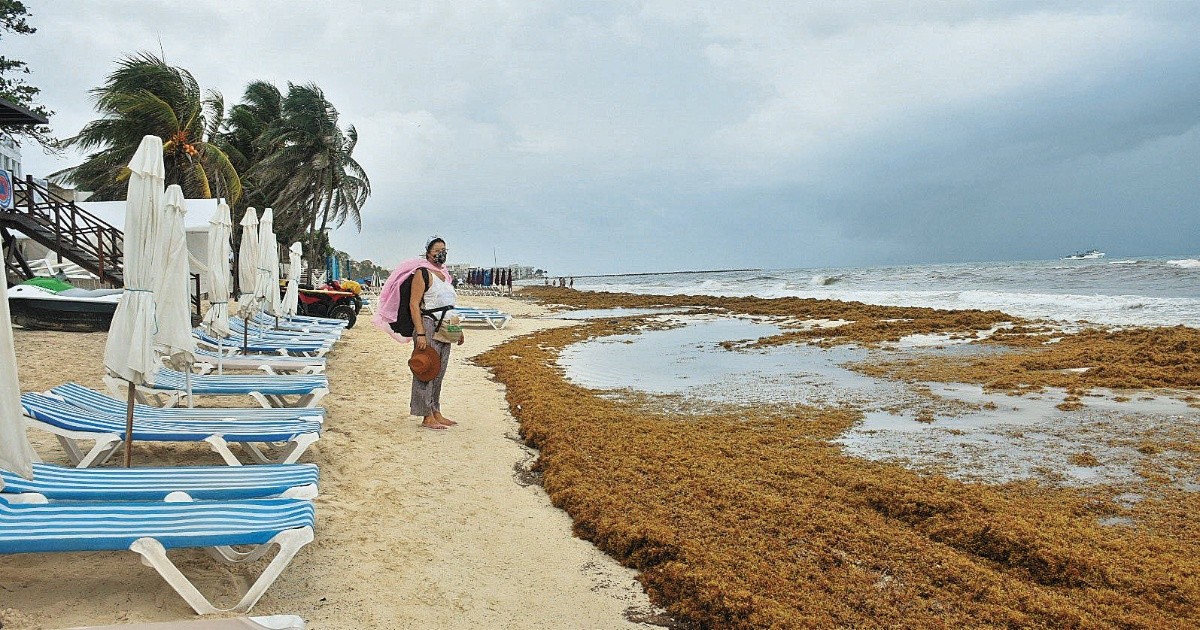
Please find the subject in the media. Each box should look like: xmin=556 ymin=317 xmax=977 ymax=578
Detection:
xmin=476 ymin=288 xmax=1199 ymax=628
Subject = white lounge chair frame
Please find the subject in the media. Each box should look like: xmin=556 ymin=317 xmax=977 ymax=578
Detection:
xmin=132 ymin=525 xmax=314 ymax=614
xmin=26 ymin=416 xmax=321 ymax=468
xmin=106 ymin=374 xmax=330 ymax=410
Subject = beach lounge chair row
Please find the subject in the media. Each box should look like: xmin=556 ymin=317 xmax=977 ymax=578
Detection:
xmin=455 ymin=306 xmax=512 ymax=329
xmin=251 ymin=311 xmax=346 ymax=335
xmin=195 ymin=329 xmax=331 ymax=358
xmin=3 ymin=312 xmax=351 ymax=616
xmin=228 ymin=318 xmax=342 ymax=343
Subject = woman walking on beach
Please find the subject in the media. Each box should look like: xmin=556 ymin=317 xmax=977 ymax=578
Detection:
xmin=370 ymin=237 xmax=465 ymax=430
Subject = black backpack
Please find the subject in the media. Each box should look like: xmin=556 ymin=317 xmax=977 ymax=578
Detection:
xmin=390 ymin=268 xmax=429 ymax=337
xmin=390 ymin=269 xmax=454 ymax=337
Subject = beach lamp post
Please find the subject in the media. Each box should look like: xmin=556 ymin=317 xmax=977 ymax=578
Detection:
xmin=104 ymin=135 xmax=166 ymax=467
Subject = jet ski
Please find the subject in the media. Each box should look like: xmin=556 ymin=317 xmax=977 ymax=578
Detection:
xmin=8 ymin=283 xmax=122 ymax=332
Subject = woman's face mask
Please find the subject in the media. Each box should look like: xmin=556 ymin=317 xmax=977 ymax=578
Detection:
xmin=431 ymin=250 xmax=447 ymax=265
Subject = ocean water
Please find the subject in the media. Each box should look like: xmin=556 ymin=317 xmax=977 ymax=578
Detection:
xmin=556 ymin=313 xmax=1200 ymax=489
xmin=551 ymin=256 xmax=1200 ymax=487
xmin=560 ymin=256 xmax=1200 ymax=327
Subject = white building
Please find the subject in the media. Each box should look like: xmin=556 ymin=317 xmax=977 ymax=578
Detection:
xmin=0 ymin=133 xmax=22 ymax=177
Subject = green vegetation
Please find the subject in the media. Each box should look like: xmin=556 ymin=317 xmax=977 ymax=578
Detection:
xmin=0 ymin=0 xmax=54 ymax=147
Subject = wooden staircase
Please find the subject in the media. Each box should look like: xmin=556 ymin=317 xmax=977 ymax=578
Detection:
xmin=1 ymin=174 xmax=123 ymax=286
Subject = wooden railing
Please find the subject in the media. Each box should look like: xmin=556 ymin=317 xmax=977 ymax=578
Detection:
xmin=3 ymin=175 xmax=124 ymax=286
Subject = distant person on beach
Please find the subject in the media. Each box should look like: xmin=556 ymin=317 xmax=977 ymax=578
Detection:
xmin=569 ymin=277 xmax=574 ymax=288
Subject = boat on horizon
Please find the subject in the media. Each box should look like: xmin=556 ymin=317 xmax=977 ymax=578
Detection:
xmin=1063 ymin=249 xmax=1105 ymax=260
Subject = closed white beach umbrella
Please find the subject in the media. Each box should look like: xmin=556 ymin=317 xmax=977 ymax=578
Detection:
xmin=258 ymin=208 xmax=283 ymax=317
xmin=283 ymin=241 xmax=302 ymax=316
xmin=236 ymin=207 xmax=260 ymax=318
xmin=104 ymin=135 xmax=165 ymax=466
xmin=154 ymin=185 xmax=196 ymax=369
xmin=105 ymin=135 xmax=164 ymax=385
xmin=0 ymin=281 xmax=36 ymax=480
xmin=201 ymin=200 xmax=233 ymax=338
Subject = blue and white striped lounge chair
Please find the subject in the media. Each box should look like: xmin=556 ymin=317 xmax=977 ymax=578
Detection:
xmin=0 ymin=495 xmax=314 ymax=614
xmin=252 ymin=312 xmax=344 ymax=336
xmin=109 ymin=367 xmax=330 ymax=409
xmin=0 ymin=462 xmax=318 ymax=502
xmin=454 ymin=306 xmax=511 ymax=329
xmin=277 ymin=312 xmax=349 ymax=328
xmin=22 ymin=392 xmax=322 ymax=467
xmin=250 ymin=310 xmax=349 ymax=329
xmin=50 ymin=382 xmax=324 ymax=423
xmin=194 ymin=330 xmax=331 ymax=358
xmin=192 ymin=347 xmax=326 ymax=375
xmin=227 ymin=320 xmax=342 ymax=345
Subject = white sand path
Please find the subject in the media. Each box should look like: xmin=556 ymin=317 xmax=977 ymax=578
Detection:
xmin=2 ymin=295 xmax=662 ymax=629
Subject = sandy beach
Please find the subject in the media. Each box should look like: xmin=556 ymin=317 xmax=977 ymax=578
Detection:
xmin=1 ymin=295 xmax=663 ymax=629
xmin=4 ymin=286 xmax=1198 ymax=628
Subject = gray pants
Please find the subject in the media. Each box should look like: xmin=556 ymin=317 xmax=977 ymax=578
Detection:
xmin=410 ymin=315 xmax=451 ymax=416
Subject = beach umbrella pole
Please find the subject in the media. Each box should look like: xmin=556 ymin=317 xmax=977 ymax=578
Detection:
xmin=243 ymin=316 xmax=249 ymax=354
xmin=123 ymin=380 xmax=135 ymax=468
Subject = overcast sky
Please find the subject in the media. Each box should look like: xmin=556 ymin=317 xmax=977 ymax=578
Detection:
xmin=8 ymin=1 xmax=1200 ymax=274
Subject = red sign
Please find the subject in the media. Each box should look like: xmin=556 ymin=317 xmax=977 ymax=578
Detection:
xmin=0 ymin=170 xmax=12 ymax=210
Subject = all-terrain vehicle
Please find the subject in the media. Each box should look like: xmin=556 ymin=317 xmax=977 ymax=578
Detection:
xmin=293 ymin=283 xmax=358 ymax=328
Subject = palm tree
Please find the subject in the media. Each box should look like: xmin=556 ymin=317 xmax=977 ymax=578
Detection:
xmin=214 ymin=80 xmax=282 ymax=211
xmin=59 ymin=52 xmax=241 ymax=203
xmin=251 ymin=83 xmax=370 ymax=263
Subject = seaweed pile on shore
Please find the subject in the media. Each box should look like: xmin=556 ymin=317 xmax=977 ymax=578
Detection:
xmin=861 ymin=325 xmax=1200 ymax=392
xmin=475 ymin=288 xmax=1199 ymax=627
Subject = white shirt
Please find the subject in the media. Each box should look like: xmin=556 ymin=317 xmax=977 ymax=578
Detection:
xmin=423 ymin=270 xmax=457 ymax=311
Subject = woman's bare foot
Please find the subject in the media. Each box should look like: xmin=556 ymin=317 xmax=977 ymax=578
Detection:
xmin=434 ymin=413 xmax=457 ymax=426
xmin=421 ymin=416 xmax=448 ymax=430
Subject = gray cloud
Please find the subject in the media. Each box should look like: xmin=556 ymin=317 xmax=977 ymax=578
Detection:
xmin=10 ymin=1 xmax=1200 ymax=274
